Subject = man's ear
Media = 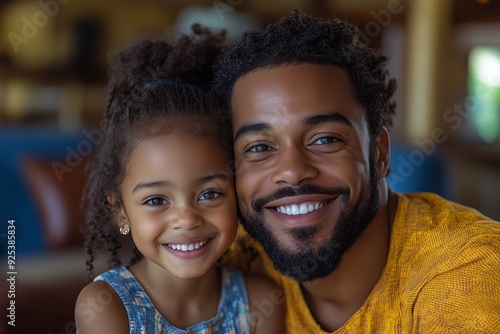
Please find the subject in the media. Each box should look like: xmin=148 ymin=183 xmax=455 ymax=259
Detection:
xmin=375 ymin=127 xmax=390 ymax=179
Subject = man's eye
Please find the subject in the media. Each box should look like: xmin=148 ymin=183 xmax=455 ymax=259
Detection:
xmin=145 ymin=197 xmax=168 ymax=206
xmin=199 ymin=191 xmax=222 ymax=201
xmin=247 ymin=144 xmax=270 ymax=153
xmin=314 ymin=137 xmax=339 ymax=145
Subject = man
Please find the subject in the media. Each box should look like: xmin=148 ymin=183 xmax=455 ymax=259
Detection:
xmin=213 ymin=10 xmax=500 ymax=333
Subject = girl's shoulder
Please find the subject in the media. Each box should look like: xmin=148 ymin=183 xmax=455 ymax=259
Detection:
xmin=242 ymin=271 xmax=286 ymax=334
xmin=75 ymin=279 xmax=129 ymax=333
xmin=243 ymin=271 xmax=284 ymax=302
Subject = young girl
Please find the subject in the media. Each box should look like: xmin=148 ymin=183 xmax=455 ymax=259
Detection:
xmin=75 ymin=26 xmax=285 ymax=334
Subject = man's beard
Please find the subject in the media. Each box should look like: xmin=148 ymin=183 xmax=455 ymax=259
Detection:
xmin=238 ymin=143 xmax=380 ymax=282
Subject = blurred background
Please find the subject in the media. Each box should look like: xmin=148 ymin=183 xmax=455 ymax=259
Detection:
xmin=1 ymin=0 xmax=499 ymax=332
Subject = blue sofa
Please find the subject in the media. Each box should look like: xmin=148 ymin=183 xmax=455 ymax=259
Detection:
xmin=0 ymin=126 xmax=90 ymax=257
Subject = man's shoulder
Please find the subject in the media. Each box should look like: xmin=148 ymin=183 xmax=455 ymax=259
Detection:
xmin=392 ymin=192 xmax=500 ymax=274
xmin=393 ymin=193 xmax=500 ymax=331
xmin=398 ymin=192 xmax=500 ymax=234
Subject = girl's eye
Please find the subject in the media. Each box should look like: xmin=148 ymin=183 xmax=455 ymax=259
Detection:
xmin=199 ymin=191 xmax=222 ymax=201
xmin=247 ymin=144 xmax=270 ymax=153
xmin=145 ymin=197 xmax=168 ymax=206
xmin=313 ymin=137 xmax=339 ymax=145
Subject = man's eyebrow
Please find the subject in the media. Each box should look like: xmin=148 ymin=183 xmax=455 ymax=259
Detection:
xmin=233 ymin=123 xmax=271 ymax=142
xmin=133 ymin=181 xmax=169 ymax=194
xmin=303 ymin=112 xmax=353 ymax=128
xmin=233 ymin=112 xmax=352 ymax=142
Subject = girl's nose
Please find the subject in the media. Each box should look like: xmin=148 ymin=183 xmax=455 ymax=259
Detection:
xmin=170 ymin=206 xmax=204 ymax=230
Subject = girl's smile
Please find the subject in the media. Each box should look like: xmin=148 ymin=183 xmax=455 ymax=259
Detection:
xmin=118 ymin=129 xmax=237 ymax=279
xmin=164 ymin=237 xmax=213 ymax=259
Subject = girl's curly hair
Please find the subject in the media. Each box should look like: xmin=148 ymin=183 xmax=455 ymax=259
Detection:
xmin=82 ymin=25 xmax=229 ymax=279
xmin=212 ymin=10 xmax=397 ymax=139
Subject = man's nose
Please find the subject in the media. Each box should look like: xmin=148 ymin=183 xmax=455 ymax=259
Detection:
xmin=271 ymin=145 xmax=319 ymax=186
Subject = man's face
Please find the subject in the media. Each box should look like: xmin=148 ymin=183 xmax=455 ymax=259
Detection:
xmin=231 ymin=64 xmax=385 ymax=282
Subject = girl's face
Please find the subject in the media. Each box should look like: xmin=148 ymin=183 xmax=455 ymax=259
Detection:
xmin=118 ymin=129 xmax=237 ymax=279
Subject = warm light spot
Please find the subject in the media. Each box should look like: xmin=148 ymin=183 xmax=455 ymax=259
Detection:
xmin=476 ymin=53 xmax=500 ymax=87
xmin=469 ymin=47 xmax=500 ymax=143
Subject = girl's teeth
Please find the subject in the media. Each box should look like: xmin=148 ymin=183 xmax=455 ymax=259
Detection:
xmin=168 ymin=239 xmax=208 ymax=252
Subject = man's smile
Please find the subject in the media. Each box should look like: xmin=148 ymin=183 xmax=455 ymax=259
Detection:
xmin=275 ymin=201 xmax=329 ymax=215
xmin=263 ymin=194 xmax=339 ymax=226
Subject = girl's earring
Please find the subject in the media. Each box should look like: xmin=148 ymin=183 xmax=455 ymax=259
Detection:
xmin=119 ymin=220 xmax=130 ymax=235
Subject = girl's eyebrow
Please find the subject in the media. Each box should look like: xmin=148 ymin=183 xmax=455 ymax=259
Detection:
xmin=132 ymin=173 xmax=230 ymax=194
xmin=132 ymin=180 xmax=169 ymax=194
xmin=196 ymin=172 xmax=231 ymax=186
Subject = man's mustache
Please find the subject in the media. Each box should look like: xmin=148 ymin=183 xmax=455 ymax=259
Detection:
xmin=252 ymin=184 xmax=350 ymax=212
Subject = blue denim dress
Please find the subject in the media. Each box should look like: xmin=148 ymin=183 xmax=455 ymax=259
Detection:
xmin=95 ymin=265 xmax=250 ymax=333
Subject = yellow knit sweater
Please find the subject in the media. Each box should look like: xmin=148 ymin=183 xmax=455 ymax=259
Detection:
xmin=225 ymin=193 xmax=500 ymax=333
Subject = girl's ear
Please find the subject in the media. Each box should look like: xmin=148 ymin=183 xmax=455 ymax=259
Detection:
xmin=107 ymin=194 xmax=129 ymax=228
xmin=106 ymin=194 xmax=119 ymax=206
xmin=106 ymin=194 xmax=115 ymax=206
xmin=375 ymin=127 xmax=390 ymax=180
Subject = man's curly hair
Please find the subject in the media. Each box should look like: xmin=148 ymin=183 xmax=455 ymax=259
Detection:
xmin=82 ymin=25 xmax=229 ymax=279
xmin=212 ymin=10 xmax=397 ymax=139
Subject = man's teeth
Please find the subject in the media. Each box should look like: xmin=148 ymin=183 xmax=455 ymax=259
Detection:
xmin=276 ymin=202 xmax=325 ymax=216
xmin=167 ymin=239 xmax=209 ymax=252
